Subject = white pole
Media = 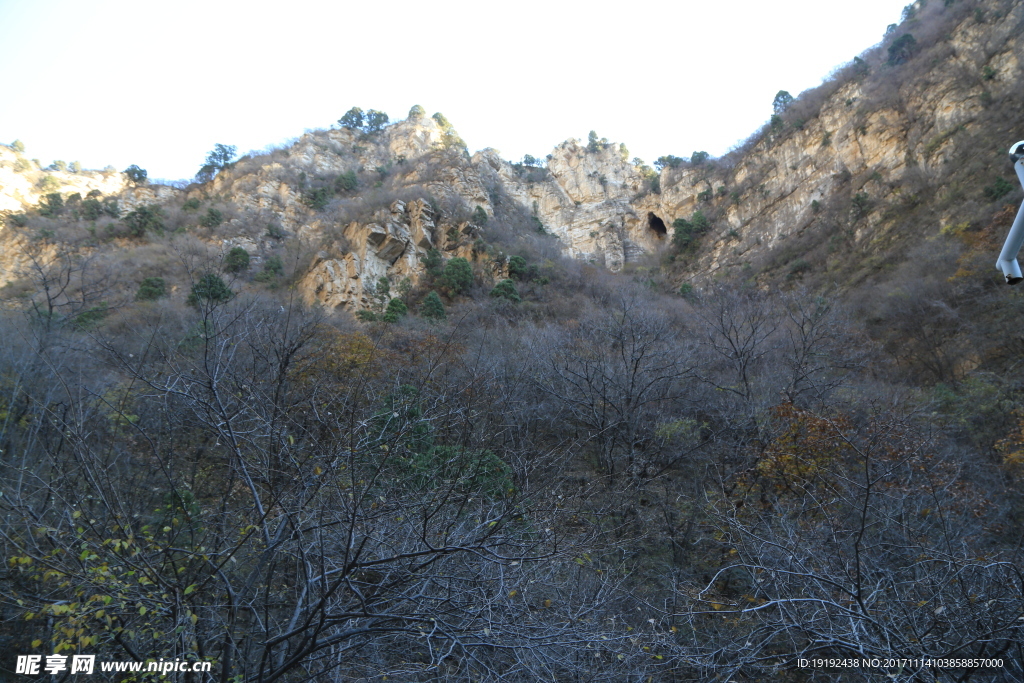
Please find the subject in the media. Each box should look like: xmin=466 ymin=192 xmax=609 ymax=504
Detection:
xmin=995 ymin=141 xmax=1024 ymax=284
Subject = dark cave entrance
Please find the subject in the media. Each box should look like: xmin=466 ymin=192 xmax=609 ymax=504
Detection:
xmin=648 ymin=212 xmax=667 ymax=238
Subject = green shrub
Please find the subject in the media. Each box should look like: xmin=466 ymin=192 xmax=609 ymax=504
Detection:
xmin=984 ymin=177 xmax=1014 ymax=201
xmin=672 ymin=211 xmax=710 ymax=252
xmin=852 ymin=192 xmax=872 ymax=217
xmin=355 ymin=310 xmax=378 ymax=322
xmin=672 ymin=218 xmax=693 ymax=250
xmin=124 ymin=164 xmax=148 ymax=185
xmin=73 ymin=305 xmax=108 ymax=330
xmin=442 ymin=257 xmax=473 ymax=295
xmin=422 ymin=249 xmax=444 ymax=278
xmin=383 ymin=297 xmax=408 ymax=323
xmin=364 ymin=109 xmax=389 ymax=134
xmin=339 ymin=107 xmax=364 ymax=129
xmin=80 ymin=198 xmax=103 ymax=221
xmin=655 ymin=155 xmax=685 ymax=170
xmin=489 ymin=279 xmax=521 ymax=303
xmin=678 ymin=282 xmax=694 ymax=298
xmin=472 ymin=205 xmax=488 ymax=225
xmin=199 ymin=208 xmax=224 ymax=228
xmin=187 ymin=273 xmax=233 ymax=306
xmin=136 ymin=277 xmax=167 ymax=301
xmin=811 ymin=199 xmax=821 ymax=213
xmin=420 ymin=291 xmax=446 ymax=321
xmin=11 ymin=139 xmax=24 ymax=153
xmin=335 ymin=170 xmax=358 ymax=193
xmin=263 ymin=255 xmax=283 ymax=275
xmin=508 ymin=255 xmax=528 ymax=280
xmin=408 ymin=104 xmax=425 ymax=119
xmin=887 ymin=33 xmax=917 ymax=65
xmin=697 ymin=189 xmax=712 ymax=202
xmin=102 ymin=198 xmax=120 ymax=217
xmin=690 ymin=151 xmax=710 ymax=165
xmin=223 ymin=247 xmax=250 ymax=273
xmin=195 ymin=144 xmax=236 ymax=183
xmin=301 ymin=188 xmax=330 ymax=211
xmin=38 ymin=193 xmax=64 ymax=217
xmin=7 ymin=213 xmax=29 ymax=227
xmin=254 ymin=255 xmax=284 ymax=283
xmin=123 ymin=205 xmax=164 ymax=237
xmin=691 ymin=210 xmax=709 ymax=232
xmin=69 ymin=161 xmax=81 ymax=173
xmin=182 ymin=198 xmax=201 ymax=212
xmin=266 ymin=223 xmax=286 ymax=239
xmin=773 ymin=90 xmax=794 ymax=115
xmin=52 ymin=160 xmax=67 ymax=172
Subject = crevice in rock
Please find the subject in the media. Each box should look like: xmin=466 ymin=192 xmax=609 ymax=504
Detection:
xmin=647 ymin=212 xmax=667 ymax=237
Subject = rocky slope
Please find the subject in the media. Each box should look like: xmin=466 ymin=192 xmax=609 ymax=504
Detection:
xmin=0 ymin=146 xmax=126 ymax=213
xmin=2 ymin=0 xmax=1021 ymax=309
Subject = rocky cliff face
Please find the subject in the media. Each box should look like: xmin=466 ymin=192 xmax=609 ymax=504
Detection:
xmin=2 ymin=0 xmax=1020 ymax=307
xmin=633 ymin=0 xmax=1024 ymax=286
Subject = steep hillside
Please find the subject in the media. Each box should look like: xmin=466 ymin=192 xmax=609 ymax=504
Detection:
xmin=1 ymin=0 xmax=1021 ymax=316
xmin=650 ymin=0 xmax=1024 ymax=290
xmin=6 ymin=3 xmax=1024 ymax=679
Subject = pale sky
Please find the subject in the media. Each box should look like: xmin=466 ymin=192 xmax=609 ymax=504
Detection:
xmin=0 ymin=0 xmax=912 ymax=181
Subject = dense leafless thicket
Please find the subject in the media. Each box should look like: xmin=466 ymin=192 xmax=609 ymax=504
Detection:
xmin=2 ymin=271 xmax=1022 ymax=681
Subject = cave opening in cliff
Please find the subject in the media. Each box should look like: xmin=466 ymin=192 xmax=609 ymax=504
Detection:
xmin=647 ymin=212 xmax=667 ymax=238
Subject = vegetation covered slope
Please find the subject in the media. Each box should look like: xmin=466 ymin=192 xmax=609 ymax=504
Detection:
xmin=2 ymin=1 xmax=1024 ymax=681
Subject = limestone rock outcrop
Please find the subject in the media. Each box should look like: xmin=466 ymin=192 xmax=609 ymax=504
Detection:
xmin=2 ymin=0 xmax=1020 ymax=306
xmin=301 ymin=199 xmax=439 ymax=309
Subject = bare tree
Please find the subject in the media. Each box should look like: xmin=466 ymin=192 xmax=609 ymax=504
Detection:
xmin=528 ymin=289 xmax=694 ymax=480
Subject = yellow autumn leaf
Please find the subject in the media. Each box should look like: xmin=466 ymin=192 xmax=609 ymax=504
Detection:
xmin=31 ymin=639 xmax=42 ymax=648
